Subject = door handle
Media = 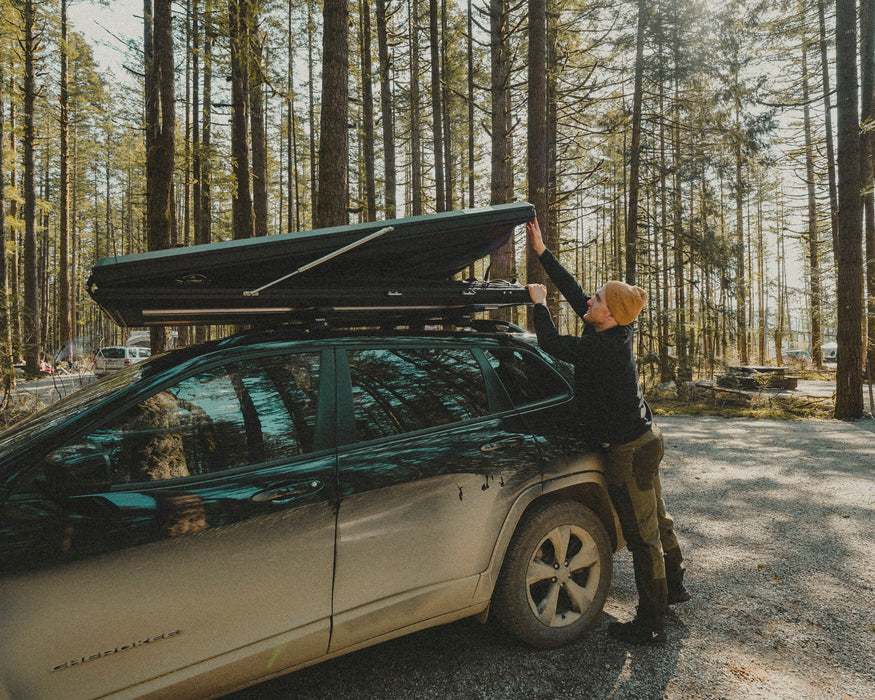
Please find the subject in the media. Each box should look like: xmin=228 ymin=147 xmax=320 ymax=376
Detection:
xmin=251 ymin=479 xmax=324 ymax=503
xmin=480 ymin=435 xmax=528 ymax=453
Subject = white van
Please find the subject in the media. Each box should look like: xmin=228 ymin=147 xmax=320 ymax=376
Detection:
xmin=93 ymin=345 xmax=151 ymax=375
xmin=822 ymin=341 xmax=837 ymax=363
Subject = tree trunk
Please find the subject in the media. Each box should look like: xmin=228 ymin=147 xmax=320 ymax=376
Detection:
xmin=182 ymin=0 xmax=192 ymax=250
xmin=0 ymin=39 xmax=11 ymax=379
xmin=230 ymin=0 xmax=254 ymax=239
xmin=545 ymin=0 xmax=559 ymax=317
xmin=802 ymin=13 xmax=823 ymax=370
xmin=489 ymin=0 xmax=514 ymax=314
xmin=775 ymin=222 xmax=785 ymax=363
xmin=410 ymin=0 xmax=423 ymax=215
xmin=441 ymin=0 xmax=453 ymax=211
xmin=146 ymin=0 xmax=176 ymax=353
xmin=315 ymin=0 xmax=349 ymax=228
xmin=861 ymin=0 xmax=875 ymax=367
xmin=466 ymin=0 xmax=474 ymax=209
xmin=250 ymin=2 xmax=268 ymax=237
xmin=626 ymin=0 xmax=647 ymax=285
xmin=734 ymin=102 xmax=748 ymax=365
xmin=756 ymin=191 xmax=766 ymax=364
xmin=670 ymin=33 xmax=689 ymax=381
xmin=818 ymin=0 xmax=840 ymax=259
xmin=526 ymin=0 xmax=547 ymax=330
xmin=198 ymin=0 xmax=212 ymax=250
xmin=673 ymin=116 xmax=689 ymax=380
xmin=195 ymin=0 xmax=211 ymax=346
xmin=307 ymin=1 xmax=318 ymax=221
xmin=6 ymin=97 xmax=22 ymax=361
xmin=376 ymin=0 xmax=396 ymax=218
xmin=658 ymin=78 xmax=671 ymax=384
xmin=192 ymin=0 xmax=201 ymax=244
xmin=429 ymin=0 xmax=445 ymax=211
xmin=287 ymin=1 xmax=301 ymax=233
xmin=23 ymin=0 xmax=40 ymax=376
xmin=360 ymin=0 xmax=377 ymax=221
xmin=59 ymin=0 xmax=73 ymax=360
xmin=834 ymin=0 xmax=864 ymax=418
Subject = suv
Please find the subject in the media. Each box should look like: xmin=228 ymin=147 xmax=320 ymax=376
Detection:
xmin=0 ymin=322 xmax=621 ymax=699
xmin=93 ymin=345 xmax=151 ymax=376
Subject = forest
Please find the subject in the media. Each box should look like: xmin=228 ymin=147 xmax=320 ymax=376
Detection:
xmin=0 ymin=0 xmax=871 ymax=418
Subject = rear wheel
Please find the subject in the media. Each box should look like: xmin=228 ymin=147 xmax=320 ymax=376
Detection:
xmin=492 ymin=499 xmax=613 ymax=648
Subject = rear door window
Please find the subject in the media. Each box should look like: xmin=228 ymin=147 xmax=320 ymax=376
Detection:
xmin=347 ymin=347 xmax=489 ymax=441
xmin=483 ymin=348 xmax=571 ymax=407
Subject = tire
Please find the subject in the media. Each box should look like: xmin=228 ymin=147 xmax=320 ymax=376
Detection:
xmin=492 ymin=499 xmax=613 ymax=648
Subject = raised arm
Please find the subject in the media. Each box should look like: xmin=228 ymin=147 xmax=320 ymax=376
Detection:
xmin=526 ymin=217 xmax=590 ymax=319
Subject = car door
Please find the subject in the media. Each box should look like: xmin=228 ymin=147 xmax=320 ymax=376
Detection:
xmin=0 ymin=350 xmax=337 ymax=700
xmin=329 ymin=343 xmax=543 ymax=652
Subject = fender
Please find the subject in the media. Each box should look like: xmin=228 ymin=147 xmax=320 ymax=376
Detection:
xmin=472 ymin=458 xmax=622 ymax=606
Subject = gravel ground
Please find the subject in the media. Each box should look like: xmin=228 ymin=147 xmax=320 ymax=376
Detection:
xmin=227 ymin=415 xmax=875 ymax=700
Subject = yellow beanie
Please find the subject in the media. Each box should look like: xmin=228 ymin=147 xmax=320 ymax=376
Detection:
xmin=604 ymin=280 xmax=647 ymax=326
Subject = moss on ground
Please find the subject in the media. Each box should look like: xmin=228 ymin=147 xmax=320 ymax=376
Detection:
xmin=646 ymin=386 xmax=835 ymax=420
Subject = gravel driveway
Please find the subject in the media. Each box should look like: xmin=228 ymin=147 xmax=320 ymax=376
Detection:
xmin=227 ymin=416 xmax=875 ymax=700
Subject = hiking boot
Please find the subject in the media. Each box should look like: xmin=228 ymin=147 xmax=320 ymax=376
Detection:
xmin=607 ymin=618 xmax=667 ymax=645
xmin=667 ymin=582 xmax=691 ymax=605
xmin=664 ymin=547 xmax=689 ymax=605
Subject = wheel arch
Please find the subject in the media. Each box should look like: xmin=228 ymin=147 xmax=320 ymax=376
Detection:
xmin=472 ymin=470 xmax=622 ymax=613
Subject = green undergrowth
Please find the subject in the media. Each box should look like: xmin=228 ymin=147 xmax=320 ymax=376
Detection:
xmin=645 ymin=384 xmax=836 ymax=420
xmin=647 ymin=397 xmax=833 ymax=420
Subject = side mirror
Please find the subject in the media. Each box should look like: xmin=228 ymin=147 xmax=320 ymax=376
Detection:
xmin=44 ymin=443 xmax=112 ymax=497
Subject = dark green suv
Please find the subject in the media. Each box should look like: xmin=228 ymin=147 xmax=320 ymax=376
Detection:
xmin=1 ymin=205 xmax=622 ymax=698
xmin=0 ymin=324 xmax=621 ymax=699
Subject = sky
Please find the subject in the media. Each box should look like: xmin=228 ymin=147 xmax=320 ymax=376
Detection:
xmin=67 ymin=0 xmax=143 ymax=80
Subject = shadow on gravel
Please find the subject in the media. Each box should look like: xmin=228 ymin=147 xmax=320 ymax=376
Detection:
xmin=227 ymin=613 xmax=686 ymax=700
xmin=225 ymin=417 xmax=874 ymax=700
xmin=653 ymin=416 xmax=874 ymax=698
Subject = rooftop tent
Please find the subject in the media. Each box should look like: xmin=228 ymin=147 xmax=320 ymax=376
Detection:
xmin=87 ymin=203 xmax=536 ymax=327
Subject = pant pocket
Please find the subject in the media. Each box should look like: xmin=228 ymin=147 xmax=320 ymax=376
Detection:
xmin=632 ymin=431 xmax=662 ymax=491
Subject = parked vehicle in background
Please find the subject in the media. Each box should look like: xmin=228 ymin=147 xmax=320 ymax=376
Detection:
xmin=93 ymin=345 xmax=151 ymax=375
xmin=784 ymin=349 xmax=810 ymax=362
xmin=822 ymin=342 xmax=837 ymax=363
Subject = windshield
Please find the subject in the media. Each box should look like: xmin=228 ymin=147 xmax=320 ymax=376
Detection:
xmin=97 ymin=347 xmax=126 ymax=359
xmin=0 ymin=368 xmax=143 ymax=456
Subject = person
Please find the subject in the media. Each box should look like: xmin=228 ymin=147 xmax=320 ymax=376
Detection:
xmin=524 ymin=216 xmax=689 ymax=645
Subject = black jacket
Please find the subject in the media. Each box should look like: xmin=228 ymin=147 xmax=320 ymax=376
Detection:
xmin=533 ymin=249 xmax=651 ymax=446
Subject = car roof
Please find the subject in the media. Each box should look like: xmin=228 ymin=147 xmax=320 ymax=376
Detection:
xmin=86 ymin=325 xmax=529 ymax=403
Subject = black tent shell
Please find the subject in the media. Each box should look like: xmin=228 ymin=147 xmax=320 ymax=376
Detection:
xmin=87 ymin=203 xmax=536 ymax=327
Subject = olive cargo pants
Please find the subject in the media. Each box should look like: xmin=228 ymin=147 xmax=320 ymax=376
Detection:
xmin=605 ymin=425 xmax=683 ymax=631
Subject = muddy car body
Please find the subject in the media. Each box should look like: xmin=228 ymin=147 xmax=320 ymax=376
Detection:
xmin=0 ymin=326 xmax=622 ymax=699
xmin=1 ymin=205 xmax=622 ymax=698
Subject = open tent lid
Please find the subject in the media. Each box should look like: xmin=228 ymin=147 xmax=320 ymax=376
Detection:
xmin=87 ymin=203 xmax=536 ymax=327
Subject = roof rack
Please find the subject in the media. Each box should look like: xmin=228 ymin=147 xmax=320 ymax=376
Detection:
xmin=236 ymin=310 xmax=535 ymax=339
xmin=88 ymin=279 xmax=530 ymax=328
